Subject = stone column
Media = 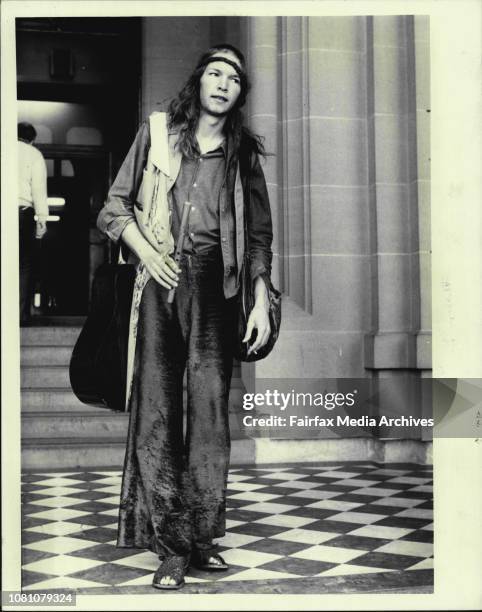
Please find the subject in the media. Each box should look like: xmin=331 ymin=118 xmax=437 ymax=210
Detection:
xmin=364 ymin=16 xmax=431 ymax=436
xmin=365 ymin=16 xmax=425 ymax=370
xmin=414 ymin=16 xmax=431 ymax=370
xmin=413 ymin=16 xmax=432 ymax=437
xmin=306 ymin=16 xmax=371 ymax=344
xmin=246 ymin=17 xmax=281 ymax=287
xmin=246 ymin=16 xmax=372 ymax=380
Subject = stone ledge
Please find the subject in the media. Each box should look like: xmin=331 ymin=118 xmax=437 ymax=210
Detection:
xmin=252 ymin=437 xmax=433 ymax=465
xmin=21 ymin=437 xmax=432 ymax=470
xmin=21 ymin=437 xmax=255 ymax=470
xmin=365 ymin=331 xmax=432 ymax=370
xmin=416 ymin=331 xmax=432 ymax=369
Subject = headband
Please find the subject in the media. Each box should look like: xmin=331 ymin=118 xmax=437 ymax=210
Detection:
xmin=198 ymin=55 xmax=246 ymax=79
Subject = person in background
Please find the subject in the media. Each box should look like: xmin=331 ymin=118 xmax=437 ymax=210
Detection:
xmin=17 ymin=122 xmax=49 ymax=324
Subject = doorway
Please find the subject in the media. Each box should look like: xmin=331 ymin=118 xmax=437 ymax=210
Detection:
xmin=16 ymin=17 xmax=141 ymax=321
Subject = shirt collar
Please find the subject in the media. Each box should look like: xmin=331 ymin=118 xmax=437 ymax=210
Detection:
xmin=219 ymin=138 xmax=228 ymax=157
xmin=196 ymin=137 xmax=227 ymax=158
xmin=168 ymin=125 xmax=230 ymax=158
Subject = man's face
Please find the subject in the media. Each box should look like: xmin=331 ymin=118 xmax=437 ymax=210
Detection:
xmin=199 ymin=50 xmax=242 ymax=117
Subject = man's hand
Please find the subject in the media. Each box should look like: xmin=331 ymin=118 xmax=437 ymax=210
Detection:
xmin=243 ymin=276 xmax=271 ymax=356
xmin=243 ymin=305 xmax=271 ymax=356
xmin=35 ymin=220 xmax=47 ymax=239
xmin=120 ymin=223 xmax=181 ymax=290
xmin=140 ymin=246 xmax=181 ymax=290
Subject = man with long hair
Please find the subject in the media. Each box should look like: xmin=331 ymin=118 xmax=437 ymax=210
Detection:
xmin=97 ymin=44 xmax=273 ymax=590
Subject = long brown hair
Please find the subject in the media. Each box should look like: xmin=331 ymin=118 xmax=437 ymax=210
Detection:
xmin=167 ymin=44 xmax=266 ymax=161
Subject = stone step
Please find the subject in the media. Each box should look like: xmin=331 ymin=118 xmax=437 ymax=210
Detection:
xmin=22 ymin=386 xmax=246 ymax=413
xmin=21 ymin=366 xmax=71 ymax=389
xmin=21 ymin=365 xmax=243 ymax=390
xmin=22 ymin=401 xmax=247 ymax=439
xmin=22 ymin=412 xmax=129 ymax=439
xmin=21 ymin=436 xmax=256 ymax=470
xmin=25 ymin=316 xmax=86 ymax=327
xmin=22 ymin=387 xmax=245 ymax=413
xmin=21 ymin=327 xmax=82 ymax=347
xmin=21 ymin=346 xmax=74 ymax=366
xmin=21 ymin=389 xmax=101 ymax=412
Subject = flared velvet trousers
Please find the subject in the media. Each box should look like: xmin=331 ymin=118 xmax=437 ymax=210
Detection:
xmin=117 ymin=249 xmax=237 ymax=558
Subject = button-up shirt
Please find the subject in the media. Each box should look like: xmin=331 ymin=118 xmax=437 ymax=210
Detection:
xmin=171 ymin=142 xmax=226 ymax=254
xmin=17 ymin=140 xmax=49 ymax=217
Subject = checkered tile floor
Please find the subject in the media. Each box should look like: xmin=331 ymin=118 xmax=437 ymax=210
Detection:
xmin=21 ymin=463 xmax=433 ymax=593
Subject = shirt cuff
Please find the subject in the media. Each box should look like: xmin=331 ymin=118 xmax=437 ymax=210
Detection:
xmin=250 ymin=260 xmax=270 ymax=286
xmin=34 ymin=206 xmax=49 ymax=218
xmin=105 ymin=217 xmax=136 ymax=244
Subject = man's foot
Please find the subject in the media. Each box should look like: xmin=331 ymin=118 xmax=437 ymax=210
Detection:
xmin=191 ymin=549 xmax=229 ymax=571
xmin=152 ymin=555 xmax=189 ymax=590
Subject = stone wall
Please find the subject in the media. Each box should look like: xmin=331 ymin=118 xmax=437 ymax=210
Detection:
xmin=141 ymin=17 xmax=242 ymax=119
xmin=245 ymin=16 xmax=430 ymax=383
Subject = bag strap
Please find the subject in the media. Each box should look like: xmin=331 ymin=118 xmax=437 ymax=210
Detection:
xmin=239 ymin=134 xmax=252 ymax=256
xmin=239 ymin=136 xmax=274 ymax=296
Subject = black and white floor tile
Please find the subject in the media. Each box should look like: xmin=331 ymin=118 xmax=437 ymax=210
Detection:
xmin=21 ymin=463 xmax=433 ymax=594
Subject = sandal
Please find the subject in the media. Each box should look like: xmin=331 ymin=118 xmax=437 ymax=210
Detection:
xmin=191 ymin=549 xmax=229 ymax=571
xmin=152 ymin=555 xmax=189 ymax=590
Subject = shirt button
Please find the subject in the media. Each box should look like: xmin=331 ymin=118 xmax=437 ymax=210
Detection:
xmin=222 ymin=237 xmax=227 ymax=243
xmin=190 ymin=232 xmax=195 ymax=238
xmin=193 ymin=183 xmax=197 ymax=187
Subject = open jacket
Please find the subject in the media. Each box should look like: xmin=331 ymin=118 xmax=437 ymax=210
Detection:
xmin=96 ymin=112 xmax=273 ymax=408
xmin=97 ymin=112 xmax=273 ymax=297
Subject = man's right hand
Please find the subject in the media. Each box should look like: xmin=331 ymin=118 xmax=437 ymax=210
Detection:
xmin=35 ymin=220 xmax=47 ymax=239
xmin=122 ymin=222 xmax=181 ymax=289
xmin=120 ymin=223 xmax=181 ymax=290
xmin=140 ymin=246 xmax=181 ymax=290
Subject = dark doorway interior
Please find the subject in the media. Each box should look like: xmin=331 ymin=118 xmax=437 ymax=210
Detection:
xmin=16 ymin=17 xmax=141 ymax=320
xmin=34 ymin=144 xmax=110 ymax=315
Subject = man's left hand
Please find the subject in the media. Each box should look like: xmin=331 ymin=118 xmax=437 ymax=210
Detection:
xmin=243 ymin=276 xmax=271 ymax=356
xmin=243 ymin=305 xmax=271 ymax=356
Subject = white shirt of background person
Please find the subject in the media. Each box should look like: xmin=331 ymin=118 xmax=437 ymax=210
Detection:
xmin=17 ymin=138 xmax=49 ymax=238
